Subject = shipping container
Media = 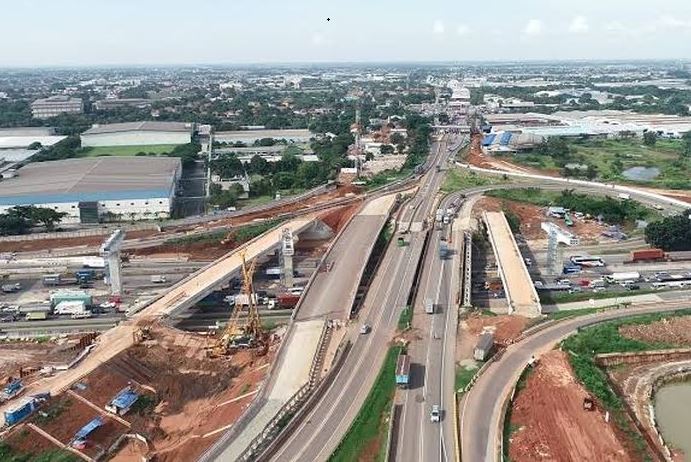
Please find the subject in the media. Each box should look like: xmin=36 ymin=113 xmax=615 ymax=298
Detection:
xmin=630 ymin=248 xmax=667 ymax=263
xmin=50 ymin=291 xmax=92 ymax=307
xmin=4 ymin=398 xmax=39 ymax=426
xmin=277 ymin=293 xmax=300 ymax=309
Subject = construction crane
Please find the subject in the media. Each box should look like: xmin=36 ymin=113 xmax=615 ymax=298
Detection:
xmin=210 ymin=251 xmax=265 ymax=356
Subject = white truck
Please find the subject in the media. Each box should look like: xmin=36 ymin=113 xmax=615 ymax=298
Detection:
xmin=54 ymin=301 xmax=87 ymax=316
xmin=618 ymin=193 xmax=631 ymax=200
xmin=150 ymin=275 xmax=167 ymax=284
xmin=425 ymin=298 xmax=435 ymax=314
xmin=604 ymin=272 xmax=640 ymax=284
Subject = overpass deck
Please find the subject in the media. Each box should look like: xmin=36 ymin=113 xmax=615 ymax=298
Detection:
xmin=483 ymin=211 xmax=541 ymax=317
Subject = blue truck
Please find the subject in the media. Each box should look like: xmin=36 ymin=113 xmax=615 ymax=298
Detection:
xmin=395 ymin=354 xmax=410 ymax=388
xmin=439 ymin=241 xmax=449 ymax=260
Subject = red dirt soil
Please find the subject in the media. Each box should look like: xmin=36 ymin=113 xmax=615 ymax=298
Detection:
xmin=3 ymin=424 xmax=63 ymax=455
xmin=509 ymin=350 xmax=633 ymax=462
xmin=619 ymin=315 xmax=691 ymax=347
xmin=474 ymin=196 xmax=607 ymax=241
xmin=465 ymin=314 xmax=528 ymax=345
xmin=109 ymin=438 xmax=150 ymax=462
xmin=318 ymin=203 xmax=362 ymax=234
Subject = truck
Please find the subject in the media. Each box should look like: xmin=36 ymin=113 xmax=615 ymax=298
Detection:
xmin=564 ymin=212 xmax=574 ymax=227
xmin=435 ymin=209 xmax=444 ymax=223
xmin=397 ymin=236 xmax=406 ymax=247
xmin=277 ymin=293 xmax=301 ymax=309
xmin=54 ymin=301 xmax=86 ymax=315
xmin=395 ymin=354 xmax=411 ymax=388
xmin=1 ymin=284 xmax=21 ymax=293
xmin=42 ymin=274 xmax=62 ymax=286
xmin=425 ymin=298 xmax=435 ymax=314
xmin=74 ymin=269 xmax=96 ymax=281
xmin=150 ymin=275 xmax=167 ymax=284
xmin=618 ymin=193 xmax=631 ymax=200
xmin=25 ymin=312 xmax=48 ymax=321
xmin=604 ymin=272 xmax=640 ymax=284
xmin=629 ymin=248 xmax=667 ymax=263
xmin=439 ymin=241 xmax=449 ymax=259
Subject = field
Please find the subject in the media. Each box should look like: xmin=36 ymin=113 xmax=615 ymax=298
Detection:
xmin=441 ymin=167 xmax=508 ymax=193
xmin=79 ymin=144 xmax=180 ymax=157
xmin=513 ymin=138 xmax=690 ymax=189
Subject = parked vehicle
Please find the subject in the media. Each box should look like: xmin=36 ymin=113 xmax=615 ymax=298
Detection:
xmin=570 ymin=256 xmax=605 ymax=267
xmin=618 ymin=193 xmax=631 ymax=200
xmin=150 ymin=275 xmax=167 ymax=284
xmin=71 ymin=311 xmax=92 ymax=319
xmin=25 ymin=312 xmax=48 ymax=321
xmin=54 ymin=301 xmax=86 ymax=316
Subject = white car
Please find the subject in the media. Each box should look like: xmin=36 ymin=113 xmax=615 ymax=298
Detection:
xmin=360 ymin=324 xmax=371 ymax=335
xmin=430 ymin=405 xmax=441 ymax=422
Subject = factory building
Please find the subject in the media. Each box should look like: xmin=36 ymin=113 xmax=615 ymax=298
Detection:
xmin=94 ymin=98 xmax=152 ymax=111
xmin=31 ymin=96 xmax=83 ymax=119
xmin=215 ymin=129 xmax=313 ymax=145
xmin=0 ymin=157 xmax=181 ymax=224
xmin=80 ymin=121 xmax=194 ymax=147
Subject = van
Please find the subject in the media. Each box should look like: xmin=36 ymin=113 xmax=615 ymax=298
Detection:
xmin=288 ymin=287 xmax=304 ymax=295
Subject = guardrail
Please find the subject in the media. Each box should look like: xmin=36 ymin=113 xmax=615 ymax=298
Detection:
xmin=461 ymin=231 xmax=473 ymax=309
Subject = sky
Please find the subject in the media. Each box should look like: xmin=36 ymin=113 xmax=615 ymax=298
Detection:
xmin=1 ymin=0 xmax=691 ymax=66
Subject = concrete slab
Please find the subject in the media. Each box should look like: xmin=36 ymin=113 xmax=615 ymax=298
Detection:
xmin=268 ymin=319 xmax=324 ymax=401
xmin=360 ymin=194 xmax=396 ymax=216
xmin=484 ymin=211 xmax=541 ymax=317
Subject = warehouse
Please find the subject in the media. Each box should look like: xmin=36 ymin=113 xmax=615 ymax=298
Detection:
xmin=0 ymin=157 xmax=181 ymax=224
xmin=80 ymin=121 xmax=194 ymax=147
xmin=214 ymin=128 xmax=313 ymax=145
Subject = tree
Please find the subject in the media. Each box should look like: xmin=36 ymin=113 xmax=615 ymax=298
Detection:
xmin=682 ymin=131 xmax=691 ymax=159
xmin=210 ymin=153 xmax=244 ymax=179
xmin=28 ymin=207 xmax=68 ymax=231
xmin=380 ymin=144 xmax=395 ymax=155
xmin=248 ymin=155 xmax=271 ymax=176
xmin=643 ymin=131 xmax=658 ymax=146
xmin=0 ymin=214 xmax=30 ymax=236
xmin=645 ymin=211 xmax=691 ymax=251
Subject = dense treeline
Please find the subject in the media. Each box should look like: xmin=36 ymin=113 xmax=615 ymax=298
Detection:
xmin=645 ymin=210 xmax=691 ymax=251
xmin=0 ymin=206 xmax=68 ymax=235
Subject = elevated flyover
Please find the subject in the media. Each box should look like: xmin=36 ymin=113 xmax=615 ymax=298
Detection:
xmin=199 ymin=193 xmax=399 ymax=461
xmin=483 ymin=211 xmax=541 ymax=317
xmin=0 ymin=215 xmax=320 ymax=403
xmin=136 ymin=215 xmax=316 ymax=320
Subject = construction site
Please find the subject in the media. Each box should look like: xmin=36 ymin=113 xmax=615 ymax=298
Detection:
xmin=0 ymin=183 xmax=362 ymax=461
xmin=507 ymin=314 xmax=691 ymax=462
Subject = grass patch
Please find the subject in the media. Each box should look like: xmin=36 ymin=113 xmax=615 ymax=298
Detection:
xmin=514 ymin=138 xmax=691 ymax=190
xmin=329 ymin=346 xmax=403 ymax=462
xmin=455 ymin=364 xmax=479 ymax=392
xmin=34 ymin=399 xmax=71 ymax=425
xmin=365 ymin=168 xmax=412 ymax=190
xmin=233 ymin=219 xmax=285 ymax=244
xmin=546 ymin=306 xmax=607 ymax=321
xmin=441 ymin=168 xmax=507 ymax=193
xmin=397 ymin=306 xmax=412 ymax=331
xmin=79 ymin=144 xmax=180 ymax=157
xmin=539 ymin=288 xmax=658 ymax=305
xmin=0 ymin=443 xmax=78 ymax=462
xmin=129 ymin=395 xmax=158 ymax=415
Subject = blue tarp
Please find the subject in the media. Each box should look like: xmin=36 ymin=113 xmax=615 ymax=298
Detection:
xmin=74 ymin=416 xmax=103 ymax=440
xmin=499 ymin=132 xmax=512 ymax=145
xmin=110 ymin=388 xmax=139 ymax=411
xmin=482 ymin=134 xmax=496 ymax=146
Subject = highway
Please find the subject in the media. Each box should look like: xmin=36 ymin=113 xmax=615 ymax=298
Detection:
xmin=395 ymin=190 xmax=465 ymax=462
xmin=269 ymin=133 xmax=452 ymax=461
xmin=460 ymin=299 xmax=691 ymax=462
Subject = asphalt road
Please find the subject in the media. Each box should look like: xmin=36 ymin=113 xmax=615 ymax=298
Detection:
xmin=460 ymin=298 xmax=691 ymax=462
xmin=269 ymin=134 xmax=451 ymax=461
xmin=396 ymin=190 xmax=464 ymax=462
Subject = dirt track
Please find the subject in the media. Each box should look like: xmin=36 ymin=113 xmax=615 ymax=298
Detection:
xmin=509 ymin=350 xmax=633 ymax=462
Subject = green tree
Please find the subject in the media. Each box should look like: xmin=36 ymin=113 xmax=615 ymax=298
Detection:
xmin=682 ymin=132 xmax=691 ymax=159
xmin=643 ymin=131 xmax=658 ymax=146
xmin=380 ymin=144 xmax=395 ymax=155
xmin=645 ymin=211 xmax=691 ymax=251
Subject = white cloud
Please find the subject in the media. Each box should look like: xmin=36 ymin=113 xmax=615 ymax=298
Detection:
xmin=568 ymin=16 xmax=589 ymax=34
xmin=433 ymin=20 xmax=445 ymax=35
xmin=523 ymin=19 xmax=543 ymax=36
xmin=457 ymin=24 xmax=470 ymax=36
xmin=657 ymin=15 xmax=691 ymax=30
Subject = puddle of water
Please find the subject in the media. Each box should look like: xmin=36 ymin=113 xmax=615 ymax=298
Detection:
xmin=654 ymin=381 xmax=691 ymax=458
xmin=622 ymin=166 xmax=660 ymax=181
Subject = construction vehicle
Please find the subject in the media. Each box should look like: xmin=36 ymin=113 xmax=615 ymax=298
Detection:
xmin=564 ymin=212 xmax=574 ymax=227
xmin=396 ymin=354 xmax=411 ymax=388
xmin=583 ymin=396 xmax=595 ymax=411
xmin=209 ymin=252 xmax=267 ymax=357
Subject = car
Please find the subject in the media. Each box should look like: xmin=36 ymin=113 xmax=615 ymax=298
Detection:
xmin=430 ymin=405 xmax=441 ymax=422
xmin=556 ymin=279 xmax=572 ymax=286
xmin=626 ymin=284 xmax=641 ymax=291
xmin=100 ymin=301 xmax=116 ymax=309
xmin=360 ymin=324 xmax=371 ymax=335
xmin=533 ymin=281 xmax=543 ymax=288
xmin=288 ymin=287 xmax=304 ymax=295
xmin=524 ymin=258 xmax=533 ymax=267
